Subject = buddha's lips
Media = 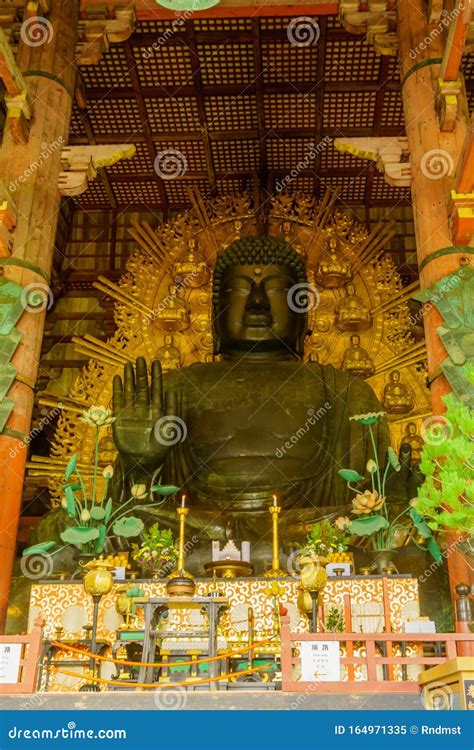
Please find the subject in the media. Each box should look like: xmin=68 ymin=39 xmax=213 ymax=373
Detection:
xmin=243 ymin=312 xmax=272 ymax=327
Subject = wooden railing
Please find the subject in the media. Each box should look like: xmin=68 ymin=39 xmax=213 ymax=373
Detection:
xmin=0 ymin=617 xmax=44 ymax=694
xmin=280 ymin=615 xmax=474 ymax=693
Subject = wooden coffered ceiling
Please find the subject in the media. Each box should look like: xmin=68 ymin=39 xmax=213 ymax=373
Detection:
xmin=69 ymin=12 xmax=422 ymax=215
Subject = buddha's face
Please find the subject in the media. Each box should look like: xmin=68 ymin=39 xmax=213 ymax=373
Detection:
xmin=215 ymin=263 xmax=306 ymax=356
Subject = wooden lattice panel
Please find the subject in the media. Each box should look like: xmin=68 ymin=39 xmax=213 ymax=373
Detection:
xmin=380 ymin=90 xmax=404 ymax=128
xmin=69 ymin=103 xmax=87 ymax=140
xmin=135 ymin=44 xmax=194 ymax=86
xmin=324 ymin=40 xmax=381 ymax=83
xmin=134 ymin=20 xmax=177 ymax=35
xmin=277 ymin=175 xmax=316 ymax=194
xmin=213 ymin=139 xmax=259 ymax=172
xmin=371 ymin=175 xmax=411 ymax=202
xmin=321 ymin=175 xmax=366 ymax=203
xmin=262 ymin=42 xmax=318 ymax=84
xmin=199 ymin=42 xmax=255 ymax=85
xmin=107 ymin=142 xmax=152 ymax=176
xmin=87 ymin=98 xmax=143 ymax=136
xmin=323 ymin=91 xmax=377 ymax=128
xmin=267 ymin=138 xmax=314 ymax=170
xmin=163 ymin=178 xmax=211 ymax=205
xmin=80 ymin=46 xmax=132 ymax=89
xmin=385 ymin=54 xmax=402 ymax=82
xmin=205 ymin=95 xmax=258 ymax=132
xmin=263 ymin=93 xmax=318 ymax=130
xmin=195 ymin=18 xmax=253 ymax=32
xmin=320 ymin=139 xmax=364 ymax=171
xmin=216 ymin=177 xmax=249 ymax=194
xmin=74 ymin=180 xmax=111 ymax=210
xmin=153 ymin=140 xmax=207 ymax=174
xmin=144 ymin=96 xmax=201 ymax=133
xmin=111 ymin=180 xmax=165 ymax=207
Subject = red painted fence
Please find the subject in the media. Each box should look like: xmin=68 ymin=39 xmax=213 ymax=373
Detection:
xmin=280 ymin=615 xmax=474 ymax=693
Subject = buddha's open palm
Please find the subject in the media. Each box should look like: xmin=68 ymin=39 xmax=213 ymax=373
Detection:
xmin=112 ymin=357 xmax=180 ymax=466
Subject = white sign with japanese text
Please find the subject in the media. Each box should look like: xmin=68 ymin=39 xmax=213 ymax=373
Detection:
xmin=300 ymin=640 xmax=340 ymax=681
xmin=0 ymin=643 xmax=22 ymax=684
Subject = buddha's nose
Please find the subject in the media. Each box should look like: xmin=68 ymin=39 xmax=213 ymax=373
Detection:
xmin=245 ymin=283 xmax=271 ymax=312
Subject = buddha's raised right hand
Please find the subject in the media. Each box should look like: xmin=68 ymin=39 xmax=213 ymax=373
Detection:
xmin=112 ymin=356 xmax=179 ymax=466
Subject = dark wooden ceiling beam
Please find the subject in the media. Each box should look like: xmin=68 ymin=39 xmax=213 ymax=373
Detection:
xmin=364 ymin=56 xmax=391 ymax=216
xmin=312 ymin=16 xmax=327 ymax=200
xmin=184 ymin=21 xmax=217 ymax=190
xmin=122 ymin=40 xmax=169 ymax=213
xmin=251 ymin=18 xmax=268 ymax=197
xmin=83 ymin=80 xmax=403 ymax=100
xmin=73 ymin=75 xmax=117 ymax=208
xmin=69 ymin=126 xmax=406 ymax=147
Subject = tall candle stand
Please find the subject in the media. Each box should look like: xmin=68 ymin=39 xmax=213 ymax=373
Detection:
xmin=264 ymin=501 xmax=288 ymax=578
xmin=166 ymin=503 xmax=196 ymax=596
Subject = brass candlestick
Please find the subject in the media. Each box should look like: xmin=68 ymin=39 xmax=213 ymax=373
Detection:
xmin=167 ymin=505 xmax=195 ymax=596
xmin=177 ymin=505 xmax=189 ymax=573
xmin=264 ymin=504 xmax=288 ymax=578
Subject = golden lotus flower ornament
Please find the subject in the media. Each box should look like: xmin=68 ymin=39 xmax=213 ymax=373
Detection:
xmin=352 ymin=489 xmax=385 ymax=515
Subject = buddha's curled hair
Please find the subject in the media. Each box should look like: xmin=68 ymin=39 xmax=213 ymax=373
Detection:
xmin=212 ymin=236 xmax=307 ymax=313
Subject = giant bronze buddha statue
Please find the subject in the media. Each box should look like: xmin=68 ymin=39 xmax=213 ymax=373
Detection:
xmin=110 ymin=237 xmax=391 ymax=540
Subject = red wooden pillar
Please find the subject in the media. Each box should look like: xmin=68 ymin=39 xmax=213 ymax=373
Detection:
xmin=0 ymin=1 xmax=78 ymax=632
xmin=397 ymin=0 xmax=472 ymax=596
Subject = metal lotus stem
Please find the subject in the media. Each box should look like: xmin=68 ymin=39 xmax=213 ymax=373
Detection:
xmin=177 ymin=506 xmax=189 ymax=572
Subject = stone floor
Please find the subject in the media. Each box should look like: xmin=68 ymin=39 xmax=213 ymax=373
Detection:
xmin=0 ymin=691 xmax=423 ymax=710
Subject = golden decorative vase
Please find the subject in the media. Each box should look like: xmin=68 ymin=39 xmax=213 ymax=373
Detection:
xmin=299 ymin=553 xmax=328 ymax=593
xmin=297 ymin=588 xmax=313 ymax=614
xmin=82 ymin=557 xmax=115 ymax=597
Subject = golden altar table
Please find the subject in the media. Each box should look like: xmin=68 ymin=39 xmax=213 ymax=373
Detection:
xmin=29 ymin=575 xmax=419 ymax=691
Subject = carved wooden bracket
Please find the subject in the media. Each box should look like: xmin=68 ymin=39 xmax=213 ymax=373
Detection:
xmin=76 ymin=6 xmax=135 ymax=65
xmin=0 ymin=28 xmax=32 ymax=144
xmin=450 ymin=124 xmax=474 ymax=245
xmin=339 ymin=1 xmax=398 ymax=55
xmin=58 ymin=144 xmax=136 ymax=196
xmin=334 ymin=137 xmax=411 ymax=187
xmin=436 ymin=77 xmax=462 ymax=132
xmin=0 ymin=181 xmax=18 ymax=258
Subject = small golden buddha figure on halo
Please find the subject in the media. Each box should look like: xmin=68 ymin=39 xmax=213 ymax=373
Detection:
xmin=315 ymin=235 xmax=352 ymax=288
xmin=155 ymin=334 xmax=182 ymax=371
xmin=153 ymin=284 xmax=190 ymax=332
xmin=382 ymin=370 xmax=414 ymax=414
xmin=173 ymin=240 xmax=210 ymax=288
xmin=400 ymin=422 xmax=424 ymax=463
xmin=335 ymin=283 xmax=372 ymax=332
xmin=341 ymin=334 xmax=375 ymax=378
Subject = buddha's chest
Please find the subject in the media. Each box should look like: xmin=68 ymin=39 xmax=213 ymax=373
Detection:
xmin=178 ymin=363 xmax=329 ymax=446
